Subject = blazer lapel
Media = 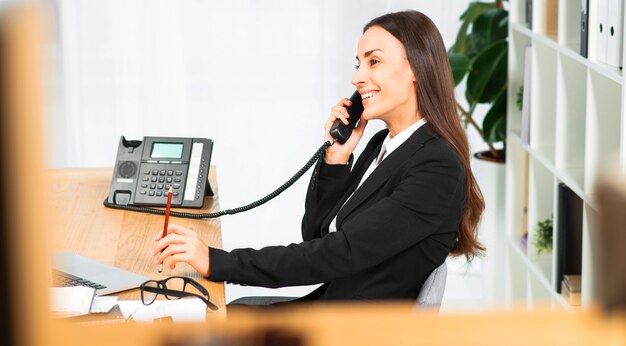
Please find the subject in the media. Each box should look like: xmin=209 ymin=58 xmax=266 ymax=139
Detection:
xmin=319 ymin=142 xmax=381 ymax=235
xmin=335 ymin=124 xmax=437 ymax=227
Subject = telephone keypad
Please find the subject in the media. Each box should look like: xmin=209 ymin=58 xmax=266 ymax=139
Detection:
xmin=135 ymin=163 xmax=190 ymax=206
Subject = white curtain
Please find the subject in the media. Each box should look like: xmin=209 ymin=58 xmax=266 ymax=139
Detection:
xmin=48 ymin=0 xmax=473 ymax=301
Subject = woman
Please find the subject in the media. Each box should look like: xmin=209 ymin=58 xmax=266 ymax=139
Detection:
xmin=152 ymin=10 xmax=484 ymax=302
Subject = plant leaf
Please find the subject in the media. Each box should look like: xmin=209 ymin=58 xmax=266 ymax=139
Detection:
xmin=469 ymin=8 xmax=508 ymax=55
xmin=482 ymin=90 xmax=507 ymax=143
xmin=449 ymin=1 xmax=496 ymax=57
xmin=466 ymin=40 xmax=508 ymax=104
xmin=448 ymin=52 xmax=471 ymax=86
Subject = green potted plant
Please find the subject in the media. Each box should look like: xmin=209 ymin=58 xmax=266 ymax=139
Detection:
xmin=533 ymin=216 xmax=553 ymax=255
xmin=448 ymin=0 xmax=508 ymax=163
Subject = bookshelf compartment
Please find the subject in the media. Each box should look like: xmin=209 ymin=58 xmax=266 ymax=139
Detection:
xmin=530 ymin=40 xmax=558 ymax=164
xmin=526 ymin=157 xmax=554 ymax=284
xmin=554 ymin=53 xmax=586 ymax=194
xmin=554 ymin=182 xmax=584 ymax=307
xmin=509 ymin=29 xmax=533 ymax=137
xmin=584 ymin=69 xmax=622 ymax=197
xmin=505 ymin=139 xmax=529 ymax=243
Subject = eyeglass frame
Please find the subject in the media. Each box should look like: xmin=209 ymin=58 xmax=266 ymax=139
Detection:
xmin=140 ymin=276 xmax=218 ymax=311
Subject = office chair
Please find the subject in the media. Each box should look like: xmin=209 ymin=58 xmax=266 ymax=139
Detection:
xmin=415 ymin=262 xmax=447 ymax=310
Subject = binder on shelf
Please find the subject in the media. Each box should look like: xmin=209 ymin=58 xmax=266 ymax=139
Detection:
xmin=606 ymin=0 xmax=624 ymax=68
xmin=592 ymin=0 xmax=609 ymax=63
xmin=527 ymin=0 xmax=534 ymax=29
xmin=520 ymin=44 xmax=532 ymax=146
xmin=581 ymin=0 xmax=590 ymax=57
xmin=544 ymin=0 xmax=559 ymax=36
xmin=555 ymin=183 xmax=583 ymax=294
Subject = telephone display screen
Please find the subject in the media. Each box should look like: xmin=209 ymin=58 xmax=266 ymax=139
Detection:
xmin=151 ymin=142 xmax=184 ymax=159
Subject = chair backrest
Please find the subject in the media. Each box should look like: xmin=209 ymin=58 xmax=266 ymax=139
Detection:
xmin=415 ymin=262 xmax=447 ymax=310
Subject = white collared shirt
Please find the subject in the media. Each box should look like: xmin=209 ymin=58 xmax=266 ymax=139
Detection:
xmin=328 ymin=118 xmax=428 ymax=233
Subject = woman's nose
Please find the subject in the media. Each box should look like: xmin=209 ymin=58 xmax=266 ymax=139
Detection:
xmin=352 ymin=66 xmax=367 ymax=87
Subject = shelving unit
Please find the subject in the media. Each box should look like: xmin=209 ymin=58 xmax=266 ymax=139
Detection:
xmin=506 ymin=0 xmax=625 ymax=310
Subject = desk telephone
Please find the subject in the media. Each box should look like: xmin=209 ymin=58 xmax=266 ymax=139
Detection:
xmin=106 ymin=137 xmax=214 ymax=208
xmin=104 ymin=91 xmax=363 ymax=219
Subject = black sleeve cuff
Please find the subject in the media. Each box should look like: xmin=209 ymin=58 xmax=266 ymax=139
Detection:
xmin=208 ymin=246 xmax=235 ymax=282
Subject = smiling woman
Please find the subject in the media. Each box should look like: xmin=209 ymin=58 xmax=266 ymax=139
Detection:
xmin=152 ymin=10 xmax=485 ymax=306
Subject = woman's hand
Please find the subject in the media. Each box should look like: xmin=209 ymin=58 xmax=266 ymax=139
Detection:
xmin=324 ymin=97 xmax=368 ymax=164
xmin=152 ymin=224 xmax=210 ymax=277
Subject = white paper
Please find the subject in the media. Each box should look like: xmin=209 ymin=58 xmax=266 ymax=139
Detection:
xmin=90 ymin=296 xmax=118 ymax=313
xmin=116 ymin=298 xmax=206 ymax=323
xmin=50 ymin=286 xmax=95 ymax=317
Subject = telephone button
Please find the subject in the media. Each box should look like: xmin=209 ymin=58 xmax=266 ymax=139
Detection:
xmin=165 ymin=184 xmax=171 ymax=190
xmin=143 ymin=177 xmax=149 ymax=182
xmin=156 ymin=191 xmax=163 ymax=197
xmin=173 ymin=184 xmax=181 ymax=189
xmin=151 ymin=177 xmax=157 ymax=182
xmin=140 ymin=190 xmax=147 ymax=195
xmin=159 ymin=170 xmax=166 ymax=176
xmin=173 ymin=192 xmax=179 ymax=197
xmin=175 ymin=171 xmax=183 ymax=176
xmin=158 ymin=177 xmax=165 ymax=183
xmin=141 ymin=183 xmax=148 ymax=188
xmin=150 ymin=184 xmax=156 ymax=189
xmin=144 ymin=171 xmax=150 ymax=175
xmin=157 ymin=184 xmax=164 ymax=189
xmin=167 ymin=170 xmax=173 ymax=176
xmin=166 ymin=177 xmax=172 ymax=183
xmin=174 ymin=178 xmax=181 ymax=183
xmin=152 ymin=170 xmax=158 ymax=175
xmin=148 ymin=191 xmax=155 ymax=196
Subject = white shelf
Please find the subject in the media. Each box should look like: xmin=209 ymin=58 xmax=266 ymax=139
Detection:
xmin=511 ymin=23 xmax=624 ymax=84
xmin=506 ymin=0 xmax=625 ymax=310
xmin=506 ymin=236 xmax=573 ymax=311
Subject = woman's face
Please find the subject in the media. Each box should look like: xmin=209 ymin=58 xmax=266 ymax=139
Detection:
xmin=353 ymin=26 xmax=417 ymax=124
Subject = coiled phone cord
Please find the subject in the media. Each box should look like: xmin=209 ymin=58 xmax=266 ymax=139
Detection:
xmin=102 ymin=140 xmax=335 ymax=219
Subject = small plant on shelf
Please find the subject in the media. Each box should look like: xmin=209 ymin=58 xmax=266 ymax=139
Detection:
xmin=533 ymin=216 xmax=553 ymax=255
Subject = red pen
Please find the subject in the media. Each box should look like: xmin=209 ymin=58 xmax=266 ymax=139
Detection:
xmin=158 ymin=186 xmax=173 ymax=273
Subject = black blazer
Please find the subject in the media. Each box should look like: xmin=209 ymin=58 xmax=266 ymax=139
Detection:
xmin=209 ymin=123 xmax=466 ymax=301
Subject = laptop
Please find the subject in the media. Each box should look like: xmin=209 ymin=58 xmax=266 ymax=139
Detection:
xmin=52 ymin=252 xmax=150 ymax=296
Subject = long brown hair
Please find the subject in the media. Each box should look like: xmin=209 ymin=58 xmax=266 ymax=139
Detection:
xmin=365 ymin=11 xmax=485 ymax=260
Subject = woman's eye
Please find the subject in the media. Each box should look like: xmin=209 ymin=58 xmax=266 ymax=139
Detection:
xmin=370 ymin=59 xmax=380 ymax=66
xmin=354 ymin=64 xmax=360 ymax=70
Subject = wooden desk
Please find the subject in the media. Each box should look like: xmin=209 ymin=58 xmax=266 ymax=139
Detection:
xmin=48 ymin=167 xmax=226 ymax=313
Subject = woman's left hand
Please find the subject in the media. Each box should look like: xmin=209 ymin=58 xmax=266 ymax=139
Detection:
xmin=152 ymin=224 xmax=211 ymax=277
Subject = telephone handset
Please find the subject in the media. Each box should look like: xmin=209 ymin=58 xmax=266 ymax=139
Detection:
xmin=106 ymin=136 xmax=214 ymax=208
xmin=104 ymin=91 xmax=360 ymax=219
xmin=329 ymin=90 xmax=364 ymax=144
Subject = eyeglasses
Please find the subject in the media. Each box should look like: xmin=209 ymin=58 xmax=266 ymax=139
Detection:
xmin=140 ymin=276 xmax=217 ymax=311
